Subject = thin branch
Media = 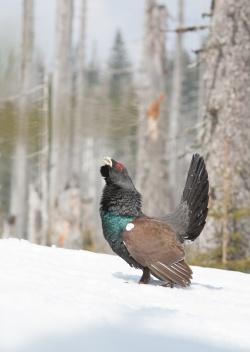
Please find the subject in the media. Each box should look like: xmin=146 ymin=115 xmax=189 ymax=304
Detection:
xmin=202 ymin=12 xmax=212 ymax=18
xmin=166 ymin=25 xmax=209 ymax=33
xmin=192 ymin=48 xmax=205 ymax=55
xmin=0 ymin=84 xmax=43 ymax=103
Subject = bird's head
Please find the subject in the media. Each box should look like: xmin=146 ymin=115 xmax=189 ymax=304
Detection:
xmin=100 ymin=157 xmax=135 ymax=189
xmin=100 ymin=157 xmax=142 ymax=215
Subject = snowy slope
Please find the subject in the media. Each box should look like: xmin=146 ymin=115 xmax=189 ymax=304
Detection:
xmin=0 ymin=239 xmax=250 ymax=352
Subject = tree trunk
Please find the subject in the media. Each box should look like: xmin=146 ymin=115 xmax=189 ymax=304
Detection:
xmin=28 ymin=73 xmax=50 ymax=245
xmin=168 ymin=0 xmax=184 ymax=209
xmin=49 ymin=0 xmax=73 ymax=244
xmin=10 ymin=0 xmax=34 ymax=237
xmin=201 ymin=0 xmax=250 ymax=260
xmin=136 ymin=0 xmax=169 ymax=217
xmin=71 ymin=0 xmax=87 ymax=181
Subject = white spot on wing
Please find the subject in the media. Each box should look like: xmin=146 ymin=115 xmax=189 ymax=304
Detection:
xmin=126 ymin=223 xmax=134 ymax=231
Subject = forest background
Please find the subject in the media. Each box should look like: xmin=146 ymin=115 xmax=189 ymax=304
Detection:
xmin=0 ymin=0 xmax=249 ymax=272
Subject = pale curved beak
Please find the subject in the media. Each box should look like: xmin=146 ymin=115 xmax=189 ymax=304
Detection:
xmin=103 ymin=157 xmax=112 ymax=167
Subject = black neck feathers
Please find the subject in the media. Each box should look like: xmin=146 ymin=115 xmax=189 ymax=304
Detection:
xmin=100 ymin=184 xmax=142 ymax=217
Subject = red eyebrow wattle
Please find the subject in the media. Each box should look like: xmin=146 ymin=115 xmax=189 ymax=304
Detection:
xmin=115 ymin=162 xmax=124 ymax=172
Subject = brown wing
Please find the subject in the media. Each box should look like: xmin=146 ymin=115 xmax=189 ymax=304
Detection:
xmin=123 ymin=217 xmax=192 ymax=287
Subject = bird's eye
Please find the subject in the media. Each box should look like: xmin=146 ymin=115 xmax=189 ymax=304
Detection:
xmin=115 ymin=162 xmax=124 ymax=172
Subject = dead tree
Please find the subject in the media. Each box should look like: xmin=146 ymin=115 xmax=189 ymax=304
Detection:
xmin=10 ymin=0 xmax=34 ymax=237
xmin=136 ymin=0 xmax=169 ymax=216
xmin=201 ymin=0 xmax=250 ymax=261
xmin=49 ymin=0 xmax=73 ymax=245
xmin=71 ymin=0 xmax=87 ymax=181
xmin=168 ymin=0 xmax=184 ymax=209
xmin=28 ymin=73 xmax=50 ymax=245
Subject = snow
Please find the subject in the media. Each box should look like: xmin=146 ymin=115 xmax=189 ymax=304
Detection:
xmin=0 ymin=239 xmax=250 ymax=352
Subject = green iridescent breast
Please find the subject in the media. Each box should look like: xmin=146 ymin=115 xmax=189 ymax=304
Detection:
xmin=100 ymin=211 xmax=135 ymax=242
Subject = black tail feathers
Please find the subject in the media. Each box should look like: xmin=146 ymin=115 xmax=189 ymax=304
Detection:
xmin=181 ymin=154 xmax=209 ymax=242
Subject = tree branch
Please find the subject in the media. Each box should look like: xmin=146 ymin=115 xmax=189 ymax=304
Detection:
xmin=166 ymin=25 xmax=209 ymax=33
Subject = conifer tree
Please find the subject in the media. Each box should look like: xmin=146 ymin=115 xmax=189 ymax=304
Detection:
xmin=107 ymin=30 xmax=137 ymax=172
xmin=108 ymin=30 xmax=131 ymax=103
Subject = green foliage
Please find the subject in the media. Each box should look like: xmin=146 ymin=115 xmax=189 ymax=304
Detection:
xmin=189 ymin=242 xmax=250 ymax=273
xmin=86 ymin=55 xmax=100 ymax=89
xmin=108 ymin=30 xmax=130 ymax=99
xmin=106 ymin=30 xmax=138 ymax=173
xmin=83 ymin=229 xmax=96 ymax=251
xmin=209 ymin=207 xmax=250 ymax=260
xmin=190 ymin=255 xmax=250 ymax=273
xmin=188 ymin=247 xmax=222 ymax=263
xmin=209 ymin=208 xmax=250 ymax=220
xmin=227 ymin=232 xmax=246 ymax=260
xmin=109 ymin=30 xmax=130 ymax=70
xmin=181 ymin=51 xmax=199 ymax=118
xmin=108 ymin=30 xmax=132 ymax=105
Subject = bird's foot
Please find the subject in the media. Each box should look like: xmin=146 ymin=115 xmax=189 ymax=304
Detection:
xmin=139 ymin=268 xmax=151 ymax=284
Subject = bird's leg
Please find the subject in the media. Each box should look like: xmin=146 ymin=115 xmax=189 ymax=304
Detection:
xmin=139 ymin=268 xmax=151 ymax=284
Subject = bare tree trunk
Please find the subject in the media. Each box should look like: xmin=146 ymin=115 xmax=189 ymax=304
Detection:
xmin=49 ymin=0 xmax=73 ymax=244
xmin=68 ymin=0 xmax=91 ymax=249
xmin=221 ymin=137 xmax=230 ymax=264
xmin=168 ymin=0 xmax=184 ymax=209
xmin=71 ymin=0 xmax=87 ymax=181
xmin=10 ymin=0 xmax=34 ymax=237
xmin=81 ymin=137 xmax=95 ymax=249
xmin=201 ymin=0 xmax=250 ymax=259
xmin=40 ymin=73 xmax=50 ymax=244
xmin=28 ymin=73 xmax=50 ymax=245
xmin=136 ymin=0 xmax=169 ymax=217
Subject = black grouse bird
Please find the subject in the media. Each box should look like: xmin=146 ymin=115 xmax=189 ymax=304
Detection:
xmin=100 ymin=154 xmax=209 ymax=287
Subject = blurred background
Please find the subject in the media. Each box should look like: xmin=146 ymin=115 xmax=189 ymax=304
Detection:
xmin=0 ymin=0 xmax=249 ymax=271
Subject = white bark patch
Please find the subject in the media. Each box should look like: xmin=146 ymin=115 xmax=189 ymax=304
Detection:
xmin=126 ymin=223 xmax=134 ymax=231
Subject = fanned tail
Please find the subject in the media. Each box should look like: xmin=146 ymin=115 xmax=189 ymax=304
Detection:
xmin=181 ymin=154 xmax=209 ymax=242
xmin=164 ymin=154 xmax=209 ymax=243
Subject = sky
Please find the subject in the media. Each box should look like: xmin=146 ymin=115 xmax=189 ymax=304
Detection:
xmin=0 ymin=0 xmax=211 ymax=69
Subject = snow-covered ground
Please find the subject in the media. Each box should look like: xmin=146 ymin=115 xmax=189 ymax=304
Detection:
xmin=0 ymin=239 xmax=250 ymax=352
